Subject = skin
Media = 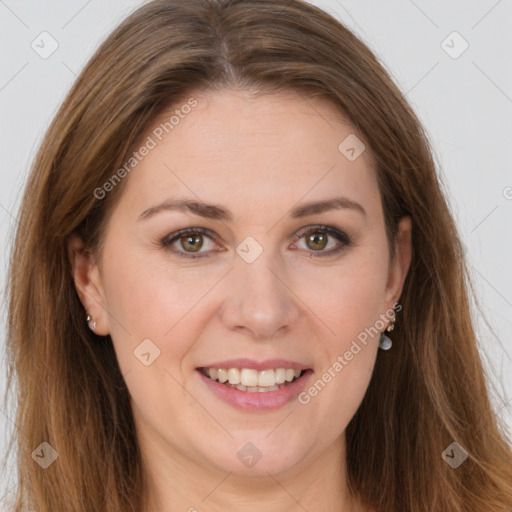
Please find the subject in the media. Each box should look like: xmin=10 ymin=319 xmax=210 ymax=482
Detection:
xmin=69 ymin=88 xmax=412 ymax=512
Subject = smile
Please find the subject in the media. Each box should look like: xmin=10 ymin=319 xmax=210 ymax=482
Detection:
xmin=200 ymin=367 xmax=304 ymax=392
xmin=197 ymin=364 xmax=313 ymax=411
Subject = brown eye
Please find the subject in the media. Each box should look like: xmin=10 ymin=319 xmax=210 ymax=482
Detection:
xmin=305 ymin=232 xmax=328 ymax=251
xmin=161 ymin=227 xmax=218 ymax=259
xmin=179 ymin=234 xmax=204 ymax=252
xmin=294 ymin=225 xmax=351 ymax=258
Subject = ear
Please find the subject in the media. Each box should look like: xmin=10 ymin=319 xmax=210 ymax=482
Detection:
xmin=67 ymin=235 xmax=110 ymax=335
xmin=384 ymin=216 xmax=412 ymax=309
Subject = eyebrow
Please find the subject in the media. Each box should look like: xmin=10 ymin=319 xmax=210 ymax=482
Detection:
xmin=137 ymin=196 xmax=367 ymax=222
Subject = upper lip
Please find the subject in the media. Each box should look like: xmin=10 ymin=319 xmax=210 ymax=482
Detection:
xmin=197 ymin=358 xmax=311 ymax=372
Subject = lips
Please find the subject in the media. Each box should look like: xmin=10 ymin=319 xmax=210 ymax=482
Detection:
xmin=197 ymin=358 xmax=310 ymax=372
xmin=196 ymin=359 xmax=313 ymax=411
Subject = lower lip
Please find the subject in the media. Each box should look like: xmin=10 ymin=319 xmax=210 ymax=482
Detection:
xmin=197 ymin=369 xmax=314 ymax=411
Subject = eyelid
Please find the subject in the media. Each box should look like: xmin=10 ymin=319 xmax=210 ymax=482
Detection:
xmin=160 ymin=224 xmax=350 ymax=259
xmin=160 ymin=227 xmax=219 ymax=259
xmin=161 ymin=226 xmax=215 ymax=245
xmin=291 ymin=224 xmax=350 ymax=257
xmin=293 ymin=224 xmax=349 ymax=244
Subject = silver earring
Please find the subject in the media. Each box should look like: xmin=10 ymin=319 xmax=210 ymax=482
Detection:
xmin=86 ymin=313 xmax=96 ymax=331
xmin=379 ymin=307 xmax=397 ymax=351
xmin=379 ymin=331 xmax=393 ymax=350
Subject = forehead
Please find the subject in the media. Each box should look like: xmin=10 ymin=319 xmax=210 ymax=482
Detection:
xmin=115 ymin=88 xmax=380 ymax=223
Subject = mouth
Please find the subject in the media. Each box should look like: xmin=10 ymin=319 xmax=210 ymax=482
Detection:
xmin=196 ymin=361 xmax=314 ymax=411
xmin=198 ymin=366 xmax=309 ymax=393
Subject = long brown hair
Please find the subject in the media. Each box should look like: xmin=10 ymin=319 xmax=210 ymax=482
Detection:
xmin=3 ymin=0 xmax=512 ymax=510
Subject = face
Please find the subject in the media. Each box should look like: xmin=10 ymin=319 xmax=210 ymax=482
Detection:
xmin=69 ymin=88 xmax=411 ymax=482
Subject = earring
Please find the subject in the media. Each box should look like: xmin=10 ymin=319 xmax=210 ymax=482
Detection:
xmin=86 ymin=313 xmax=96 ymax=332
xmin=379 ymin=306 xmax=397 ymax=351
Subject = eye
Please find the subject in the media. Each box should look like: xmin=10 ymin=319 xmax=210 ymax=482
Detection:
xmin=292 ymin=225 xmax=350 ymax=257
xmin=160 ymin=227 xmax=220 ymax=259
xmin=160 ymin=225 xmax=351 ymax=259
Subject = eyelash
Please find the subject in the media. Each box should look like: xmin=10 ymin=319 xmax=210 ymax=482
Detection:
xmin=160 ymin=225 xmax=351 ymax=260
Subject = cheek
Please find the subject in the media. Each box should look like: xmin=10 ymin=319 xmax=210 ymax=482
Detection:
xmin=102 ymin=242 xmax=197 ymax=329
xmin=302 ymin=251 xmax=390 ymax=346
xmin=101 ymin=253 xmax=207 ymax=429
xmin=101 ymin=247 xmax=227 ymax=370
xmin=296 ymin=321 xmax=378 ymax=452
xmin=315 ymin=347 xmax=377 ymax=436
xmin=297 ymin=246 xmax=387 ymax=417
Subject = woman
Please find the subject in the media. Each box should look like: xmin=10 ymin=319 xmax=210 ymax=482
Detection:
xmin=3 ymin=0 xmax=512 ymax=511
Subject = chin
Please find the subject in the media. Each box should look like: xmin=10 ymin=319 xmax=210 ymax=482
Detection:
xmin=203 ymin=439 xmax=304 ymax=477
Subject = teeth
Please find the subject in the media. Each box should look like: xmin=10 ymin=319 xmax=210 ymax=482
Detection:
xmin=227 ymin=368 xmax=240 ymax=384
xmin=240 ymin=369 xmax=258 ymax=387
xmin=285 ymin=369 xmax=295 ymax=382
xmin=258 ymin=369 xmax=275 ymax=387
xmin=217 ymin=368 xmax=228 ymax=383
xmin=275 ymin=368 xmax=286 ymax=384
xmin=203 ymin=366 xmax=305 ymax=389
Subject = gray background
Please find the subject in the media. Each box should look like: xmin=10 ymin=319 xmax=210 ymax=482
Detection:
xmin=1 ymin=0 xmax=511 ymax=502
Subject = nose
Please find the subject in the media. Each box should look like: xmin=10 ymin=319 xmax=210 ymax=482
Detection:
xmin=219 ymin=250 xmax=301 ymax=341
